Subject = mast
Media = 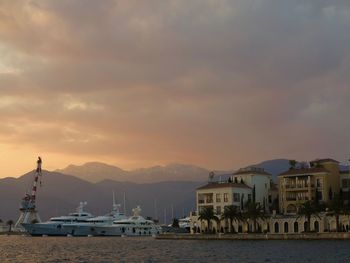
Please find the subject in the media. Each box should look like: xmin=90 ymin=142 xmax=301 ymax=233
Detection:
xmin=123 ymin=192 xmax=126 ymax=215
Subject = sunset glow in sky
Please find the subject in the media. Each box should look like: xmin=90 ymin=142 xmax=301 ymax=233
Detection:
xmin=1 ymin=1 xmax=350 ymax=177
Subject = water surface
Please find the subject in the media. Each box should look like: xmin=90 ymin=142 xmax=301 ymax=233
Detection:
xmin=0 ymin=236 xmax=349 ymax=262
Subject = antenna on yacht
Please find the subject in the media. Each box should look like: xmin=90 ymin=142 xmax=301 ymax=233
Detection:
xmin=154 ymin=199 xmax=158 ymax=220
xmin=164 ymin=208 xmax=167 ymax=225
xmin=123 ymin=192 xmax=126 ymax=215
xmin=112 ymin=192 xmax=121 ymax=213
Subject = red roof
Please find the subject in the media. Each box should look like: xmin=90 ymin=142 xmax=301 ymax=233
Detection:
xmin=279 ymin=167 xmax=329 ymax=176
xmin=310 ymin=158 xmax=339 ymax=164
xmin=197 ymin=182 xmax=251 ymax=190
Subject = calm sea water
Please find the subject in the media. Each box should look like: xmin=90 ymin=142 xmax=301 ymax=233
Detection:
xmin=0 ymin=235 xmax=349 ymax=263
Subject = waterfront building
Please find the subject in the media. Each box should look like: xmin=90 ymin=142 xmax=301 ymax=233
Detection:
xmin=196 ymin=181 xmax=251 ymax=215
xmin=278 ymin=159 xmax=341 ymax=214
xmin=340 ymin=169 xmax=350 ymax=204
xmin=230 ymin=167 xmax=272 ymax=211
xmin=194 ymin=180 xmax=251 ymax=233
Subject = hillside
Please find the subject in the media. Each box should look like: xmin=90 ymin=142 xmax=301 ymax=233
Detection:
xmin=57 ymin=162 xmax=210 ymax=183
xmin=0 ymin=170 xmax=200 ymax=223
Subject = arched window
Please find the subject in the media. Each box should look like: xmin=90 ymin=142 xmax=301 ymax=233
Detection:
xmin=274 ymin=222 xmax=279 ymax=233
xmin=314 ymin=221 xmax=319 ymax=232
xmin=294 ymin=222 xmax=299 ymax=233
xmin=284 ymin=222 xmax=289 ymax=233
xmin=304 ymin=221 xmax=308 ymax=232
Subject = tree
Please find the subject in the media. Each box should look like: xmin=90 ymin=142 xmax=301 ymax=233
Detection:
xmin=172 ymin=218 xmax=180 ymax=228
xmin=328 ymin=187 xmax=333 ymax=201
xmin=328 ymin=194 xmax=345 ymax=232
xmin=243 ymin=202 xmax=268 ymax=233
xmin=198 ymin=207 xmax=219 ymax=233
xmin=289 ymin=160 xmax=297 ymax=169
xmin=31 ymin=219 xmax=39 ymax=224
xmin=222 ymin=205 xmax=242 ymax=233
xmin=297 ymin=201 xmax=320 ymax=232
xmin=252 ymin=185 xmax=256 ymax=203
xmin=6 ymin=220 xmax=14 ymax=233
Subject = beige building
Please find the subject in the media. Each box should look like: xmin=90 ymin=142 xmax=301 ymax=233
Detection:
xmin=278 ymin=159 xmax=341 ymax=214
xmin=197 ymin=182 xmax=252 ymax=215
xmin=340 ymin=169 xmax=350 ymax=204
xmin=230 ymin=167 xmax=272 ymax=211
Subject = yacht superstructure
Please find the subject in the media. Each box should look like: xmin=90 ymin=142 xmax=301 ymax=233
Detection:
xmin=74 ymin=206 xmax=162 ymax=236
xmin=63 ymin=195 xmax=127 ymax=236
xmin=22 ymin=202 xmax=93 ymax=236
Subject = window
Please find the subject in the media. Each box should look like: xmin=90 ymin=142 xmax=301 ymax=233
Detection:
xmin=216 ymin=206 xmax=222 ymax=215
xmin=268 ymin=195 xmax=272 ymax=203
xmin=216 ymin=193 xmax=221 ymax=202
xmin=342 ymin=179 xmax=350 ymax=188
xmin=316 ymin=178 xmax=323 ymax=188
xmin=224 ymin=193 xmax=229 ymax=202
xmin=233 ymin=193 xmax=240 ymax=202
xmin=248 ymin=194 xmax=252 ymax=202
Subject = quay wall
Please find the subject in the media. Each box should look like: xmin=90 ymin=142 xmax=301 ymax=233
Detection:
xmin=156 ymin=233 xmax=350 ymax=240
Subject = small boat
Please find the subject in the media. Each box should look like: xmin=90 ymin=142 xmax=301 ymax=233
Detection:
xmin=22 ymin=202 xmax=93 ymax=236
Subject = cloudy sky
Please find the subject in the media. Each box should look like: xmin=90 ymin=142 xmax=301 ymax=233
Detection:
xmin=0 ymin=0 xmax=350 ymax=177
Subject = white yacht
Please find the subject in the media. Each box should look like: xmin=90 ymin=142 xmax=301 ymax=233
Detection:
xmin=179 ymin=217 xmax=191 ymax=231
xmin=63 ymin=197 xmax=127 ymax=236
xmin=22 ymin=202 xmax=93 ymax=236
xmin=85 ymin=206 xmax=162 ymax=236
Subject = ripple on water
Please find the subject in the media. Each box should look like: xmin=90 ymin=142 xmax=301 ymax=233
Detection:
xmin=1 ymin=236 xmax=350 ymax=262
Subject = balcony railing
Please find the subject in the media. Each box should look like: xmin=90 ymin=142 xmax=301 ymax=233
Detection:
xmin=285 ymin=184 xmax=314 ymax=189
xmin=198 ymin=199 xmax=213 ymax=204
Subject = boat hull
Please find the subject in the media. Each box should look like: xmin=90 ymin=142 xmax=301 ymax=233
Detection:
xmin=22 ymin=223 xmax=69 ymax=236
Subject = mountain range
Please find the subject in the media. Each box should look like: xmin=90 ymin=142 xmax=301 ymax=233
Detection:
xmin=56 ymin=159 xmax=291 ymax=183
xmin=3 ymin=158 xmax=345 ymax=222
xmin=0 ymin=170 xmax=200 ymax=223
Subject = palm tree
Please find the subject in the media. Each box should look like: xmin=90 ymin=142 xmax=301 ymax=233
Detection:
xmin=198 ymin=207 xmax=219 ymax=233
xmin=328 ymin=194 xmax=345 ymax=232
xmin=6 ymin=220 xmax=14 ymax=233
xmin=222 ymin=205 xmax=242 ymax=233
xmin=243 ymin=202 xmax=268 ymax=233
xmin=172 ymin=218 xmax=180 ymax=228
xmin=289 ymin=160 xmax=297 ymax=169
xmin=297 ymin=201 xmax=320 ymax=232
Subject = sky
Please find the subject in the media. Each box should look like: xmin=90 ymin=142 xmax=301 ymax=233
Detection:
xmin=0 ymin=0 xmax=350 ymax=177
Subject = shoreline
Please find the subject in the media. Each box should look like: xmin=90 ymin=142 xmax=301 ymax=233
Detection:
xmin=156 ymin=232 xmax=350 ymax=240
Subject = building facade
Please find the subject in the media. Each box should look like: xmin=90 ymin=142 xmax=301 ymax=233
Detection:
xmin=278 ymin=159 xmax=341 ymax=214
xmin=197 ymin=182 xmax=251 ymax=216
xmin=231 ymin=167 xmax=272 ymax=211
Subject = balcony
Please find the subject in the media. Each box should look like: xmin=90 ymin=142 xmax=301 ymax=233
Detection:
xmin=285 ymin=184 xmax=314 ymax=191
xmin=285 ymin=196 xmax=310 ymax=202
xmin=198 ymin=199 xmax=213 ymax=204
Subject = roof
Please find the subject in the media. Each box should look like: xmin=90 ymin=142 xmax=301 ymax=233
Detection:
xmin=279 ymin=167 xmax=329 ymax=176
xmin=233 ymin=167 xmax=271 ymax=176
xmin=310 ymin=158 xmax=339 ymax=164
xmin=197 ymin=182 xmax=251 ymax=190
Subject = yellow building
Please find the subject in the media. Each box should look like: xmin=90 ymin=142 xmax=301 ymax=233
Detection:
xmin=278 ymin=159 xmax=341 ymax=214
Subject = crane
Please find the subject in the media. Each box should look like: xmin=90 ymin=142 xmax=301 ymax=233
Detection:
xmin=14 ymin=157 xmax=43 ymax=231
